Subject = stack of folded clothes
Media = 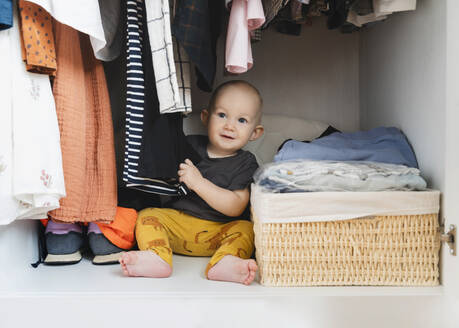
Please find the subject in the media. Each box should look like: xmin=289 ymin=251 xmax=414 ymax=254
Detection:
xmin=255 ymin=127 xmax=427 ymax=193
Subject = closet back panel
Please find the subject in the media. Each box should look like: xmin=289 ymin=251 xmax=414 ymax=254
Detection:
xmin=191 ymin=19 xmax=360 ymax=133
xmin=360 ymin=0 xmax=446 ymax=191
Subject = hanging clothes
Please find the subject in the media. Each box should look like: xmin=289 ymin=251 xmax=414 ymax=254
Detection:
xmin=95 ymin=206 xmax=138 ymax=250
xmin=261 ymin=0 xmax=289 ymax=27
xmin=145 ymin=0 xmax=186 ymax=114
xmin=17 ymin=0 xmax=56 ymax=75
xmin=122 ymin=0 xmax=200 ymax=196
xmin=0 ymin=0 xmax=12 ymax=30
xmin=347 ymin=0 xmax=388 ymax=28
xmin=171 ymin=36 xmax=192 ymax=113
xmin=347 ymin=0 xmax=417 ymax=28
xmin=97 ymin=0 xmax=123 ymax=61
xmin=26 ymin=0 xmax=108 ymax=60
xmin=374 ymin=0 xmax=416 ymax=13
xmin=144 ymin=0 xmax=192 ymax=114
xmin=225 ymin=0 xmax=265 ymax=74
xmin=326 ymin=0 xmax=355 ymax=29
xmin=47 ymin=18 xmax=117 ymax=223
xmin=172 ymin=0 xmax=224 ymax=92
xmin=268 ymin=0 xmax=307 ymax=36
xmin=0 ymin=1 xmax=65 ymax=225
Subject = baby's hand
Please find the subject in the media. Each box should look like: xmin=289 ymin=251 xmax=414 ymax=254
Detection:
xmin=178 ymin=159 xmax=203 ymax=191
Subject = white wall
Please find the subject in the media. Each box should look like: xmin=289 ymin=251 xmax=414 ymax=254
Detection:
xmin=190 ymin=18 xmax=360 ymax=132
xmin=0 ymin=220 xmax=38 ymax=293
xmin=359 ymin=0 xmax=446 ymax=190
xmin=443 ymin=1 xmax=459 ymax=324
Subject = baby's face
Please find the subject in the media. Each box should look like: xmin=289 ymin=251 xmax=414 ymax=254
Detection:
xmin=205 ymin=86 xmax=261 ymax=157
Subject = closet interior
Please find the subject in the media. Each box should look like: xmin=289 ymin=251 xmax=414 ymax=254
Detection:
xmin=1 ymin=0 xmax=458 ymax=326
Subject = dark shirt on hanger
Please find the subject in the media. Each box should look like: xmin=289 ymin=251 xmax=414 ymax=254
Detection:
xmin=171 ymin=0 xmax=224 ymax=92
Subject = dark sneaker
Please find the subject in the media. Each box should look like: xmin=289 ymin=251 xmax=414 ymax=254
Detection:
xmin=45 ymin=232 xmax=84 ymax=265
xmin=44 ymin=221 xmax=84 ymax=265
xmin=88 ymin=223 xmax=125 ymax=265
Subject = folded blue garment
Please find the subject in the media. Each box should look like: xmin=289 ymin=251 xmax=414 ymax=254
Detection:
xmin=0 ymin=0 xmax=12 ymax=30
xmin=274 ymin=127 xmax=419 ymax=168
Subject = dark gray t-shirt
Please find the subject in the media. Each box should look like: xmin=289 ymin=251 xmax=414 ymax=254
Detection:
xmin=170 ymin=135 xmax=258 ymax=223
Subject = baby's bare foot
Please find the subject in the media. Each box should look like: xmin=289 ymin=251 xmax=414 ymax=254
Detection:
xmin=207 ymin=255 xmax=257 ymax=285
xmin=119 ymin=251 xmax=172 ymax=278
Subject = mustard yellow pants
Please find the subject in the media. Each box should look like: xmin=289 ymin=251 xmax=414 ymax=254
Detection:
xmin=135 ymin=208 xmax=255 ymax=276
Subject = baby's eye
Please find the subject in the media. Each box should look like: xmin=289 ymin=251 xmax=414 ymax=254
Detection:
xmin=217 ymin=112 xmax=226 ymax=118
xmin=238 ymin=118 xmax=248 ymax=124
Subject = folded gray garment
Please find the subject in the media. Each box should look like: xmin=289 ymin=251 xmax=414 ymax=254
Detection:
xmin=254 ymin=160 xmax=427 ymax=193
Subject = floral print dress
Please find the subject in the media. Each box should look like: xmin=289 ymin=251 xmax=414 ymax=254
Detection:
xmin=0 ymin=2 xmax=65 ymax=225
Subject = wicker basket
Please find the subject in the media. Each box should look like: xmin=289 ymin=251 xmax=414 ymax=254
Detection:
xmin=251 ymin=186 xmax=441 ymax=287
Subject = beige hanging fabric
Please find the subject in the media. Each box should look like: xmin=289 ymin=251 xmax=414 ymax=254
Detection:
xmin=48 ymin=19 xmax=117 ymax=223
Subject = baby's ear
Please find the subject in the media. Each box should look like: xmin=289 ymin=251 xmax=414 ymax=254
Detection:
xmin=201 ymin=109 xmax=209 ymax=126
xmin=249 ymin=125 xmax=264 ymax=141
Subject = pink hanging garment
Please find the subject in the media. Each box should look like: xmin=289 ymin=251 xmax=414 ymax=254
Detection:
xmin=225 ymin=0 xmax=265 ymax=74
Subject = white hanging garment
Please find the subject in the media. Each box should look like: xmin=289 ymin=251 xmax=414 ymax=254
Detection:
xmin=26 ymin=0 xmax=108 ymax=60
xmin=145 ymin=0 xmax=191 ymax=114
xmin=347 ymin=0 xmax=416 ymax=27
xmin=0 ymin=29 xmax=15 ymax=224
xmin=374 ymin=0 xmax=416 ymax=15
xmin=0 ymin=3 xmax=65 ymax=225
xmin=347 ymin=11 xmax=388 ymax=28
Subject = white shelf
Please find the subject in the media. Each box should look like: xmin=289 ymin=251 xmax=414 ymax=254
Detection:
xmin=1 ymin=254 xmax=444 ymax=298
xmin=1 ymin=254 xmax=445 ymax=328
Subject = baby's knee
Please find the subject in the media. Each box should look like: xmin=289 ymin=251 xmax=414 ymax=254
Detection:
xmin=137 ymin=208 xmax=161 ymax=224
xmin=138 ymin=207 xmax=159 ymax=218
xmin=135 ymin=210 xmax=167 ymax=237
xmin=233 ymin=220 xmax=254 ymax=237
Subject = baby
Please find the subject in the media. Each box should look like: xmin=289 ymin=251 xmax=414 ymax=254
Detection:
xmin=119 ymin=80 xmax=264 ymax=285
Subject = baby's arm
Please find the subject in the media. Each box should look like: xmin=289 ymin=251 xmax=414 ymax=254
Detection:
xmin=178 ymin=159 xmax=249 ymax=217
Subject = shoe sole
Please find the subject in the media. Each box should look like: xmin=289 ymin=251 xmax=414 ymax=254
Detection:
xmin=92 ymin=252 xmax=123 ymax=265
xmin=44 ymin=251 xmax=82 ymax=265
